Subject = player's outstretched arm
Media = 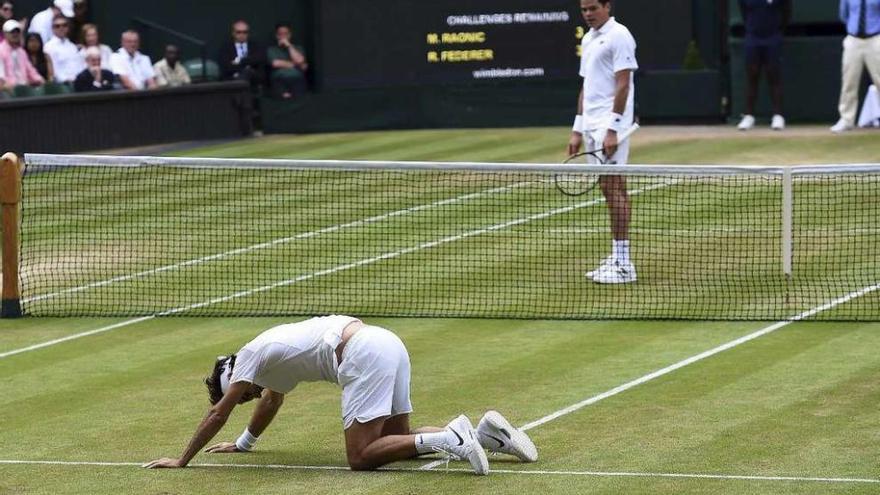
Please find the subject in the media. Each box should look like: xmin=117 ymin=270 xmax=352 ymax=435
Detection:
xmin=143 ymin=382 xmax=249 ymax=468
xmin=205 ymin=389 xmax=285 ymax=454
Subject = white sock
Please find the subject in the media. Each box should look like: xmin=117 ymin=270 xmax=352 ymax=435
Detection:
xmin=612 ymin=240 xmax=630 ymax=265
xmin=415 ymin=431 xmax=455 ymax=454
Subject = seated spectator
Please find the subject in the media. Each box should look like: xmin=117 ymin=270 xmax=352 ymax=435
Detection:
xmin=218 ymin=20 xmax=265 ymax=88
xmin=71 ymin=0 xmax=86 ymax=40
xmin=28 ymin=0 xmax=71 ymax=46
xmin=0 ymin=1 xmax=28 ymax=43
xmin=25 ymin=32 xmax=52 ymax=81
xmin=153 ymin=44 xmax=190 ymax=87
xmin=0 ymin=20 xmax=44 ymax=87
xmin=77 ymin=23 xmax=110 ymax=67
xmin=73 ymin=45 xmax=112 ymax=91
xmin=268 ymin=22 xmax=308 ymax=99
xmin=43 ymin=15 xmax=81 ymax=84
xmin=110 ymin=30 xmax=156 ymax=90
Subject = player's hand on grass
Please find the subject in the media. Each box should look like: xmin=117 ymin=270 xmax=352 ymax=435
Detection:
xmin=142 ymin=457 xmax=185 ymax=469
xmin=205 ymin=441 xmax=242 ymax=453
xmin=568 ymin=132 xmax=583 ymax=156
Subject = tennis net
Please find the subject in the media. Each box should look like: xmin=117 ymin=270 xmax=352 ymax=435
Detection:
xmin=15 ymin=154 xmax=880 ymax=320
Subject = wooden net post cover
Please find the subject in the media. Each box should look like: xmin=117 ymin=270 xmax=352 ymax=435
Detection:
xmin=0 ymin=152 xmax=22 ymax=317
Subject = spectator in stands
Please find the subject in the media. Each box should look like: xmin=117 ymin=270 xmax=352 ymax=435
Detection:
xmin=0 ymin=1 xmax=28 ymax=43
xmin=70 ymin=0 xmax=87 ymax=40
xmin=43 ymin=15 xmax=82 ymax=84
xmin=110 ymin=30 xmax=156 ymax=90
xmin=77 ymin=23 xmax=109 ymax=66
xmin=153 ymin=44 xmax=190 ymax=87
xmin=28 ymin=0 xmax=71 ymax=46
xmin=25 ymin=32 xmax=52 ymax=81
xmin=736 ymin=0 xmax=790 ymax=131
xmin=831 ymin=0 xmax=880 ymax=133
xmin=219 ymin=20 xmax=265 ymax=87
xmin=0 ymin=19 xmax=44 ymax=87
xmin=73 ymin=45 xmax=112 ymax=91
xmin=268 ymin=22 xmax=308 ymax=99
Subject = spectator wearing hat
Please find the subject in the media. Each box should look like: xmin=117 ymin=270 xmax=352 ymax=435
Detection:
xmin=0 ymin=1 xmax=28 ymax=43
xmin=153 ymin=44 xmax=190 ymax=87
xmin=28 ymin=0 xmax=72 ymax=46
xmin=43 ymin=14 xmax=82 ymax=83
xmin=110 ymin=29 xmax=156 ymax=90
xmin=73 ymin=45 xmax=112 ymax=91
xmin=0 ymin=19 xmax=44 ymax=87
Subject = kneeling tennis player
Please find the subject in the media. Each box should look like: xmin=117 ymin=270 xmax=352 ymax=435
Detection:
xmin=144 ymin=315 xmax=537 ymax=475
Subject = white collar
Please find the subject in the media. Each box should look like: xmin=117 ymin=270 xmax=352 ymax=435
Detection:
xmin=590 ymin=16 xmax=618 ymax=37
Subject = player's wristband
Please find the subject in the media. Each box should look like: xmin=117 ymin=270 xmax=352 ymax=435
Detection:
xmin=235 ymin=428 xmax=259 ymax=452
xmin=572 ymin=115 xmax=583 ymax=134
xmin=608 ymin=113 xmax=625 ymax=133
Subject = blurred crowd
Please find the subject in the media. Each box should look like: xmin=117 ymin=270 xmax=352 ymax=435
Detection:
xmin=0 ymin=0 xmax=308 ymax=98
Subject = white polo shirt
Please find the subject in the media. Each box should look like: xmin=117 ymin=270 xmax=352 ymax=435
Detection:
xmin=230 ymin=315 xmax=361 ymax=393
xmin=110 ymin=48 xmax=155 ymax=89
xmin=579 ymin=17 xmax=638 ymax=131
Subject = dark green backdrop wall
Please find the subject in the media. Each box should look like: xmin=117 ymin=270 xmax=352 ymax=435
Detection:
xmin=11 ymin=0 xmax=855 ymax=132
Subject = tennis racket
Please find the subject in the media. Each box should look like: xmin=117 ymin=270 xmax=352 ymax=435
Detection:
xmin=554 ymin=123 xmax=640 ymax=197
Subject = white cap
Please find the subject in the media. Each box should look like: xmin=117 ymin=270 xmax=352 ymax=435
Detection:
xmin=54 ymin=0 xmax=74 ymax=17
xmin=2 ymin=19 xmax=21 ymax=32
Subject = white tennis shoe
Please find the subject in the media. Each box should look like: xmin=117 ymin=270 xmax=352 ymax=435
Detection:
xmin=737 ymin=114 xmax=755 ymax=131
xmin=591 ymin=260 xmax=637 ymax=284
xmin=586 ymin=255 xmax=614 ymax=278
xmin=830 ymin=119 xmax=854 ymax=133
xmin=477 ymin=411 xmax=538 ymax=462
xmin=441 ymin=415 xmax=489 ymax=475
xmin=771 ymin=114 xmax=786 ymax=131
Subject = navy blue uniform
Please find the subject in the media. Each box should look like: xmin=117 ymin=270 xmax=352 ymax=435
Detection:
xmin=740 ymin=0 xmax=791 ymax=67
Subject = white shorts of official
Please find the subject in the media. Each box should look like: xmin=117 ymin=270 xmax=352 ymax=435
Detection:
xmin=585 ymin=128 xmax=630 ymax=165
xmin=338 ymin=325 xmax=413 ymax=429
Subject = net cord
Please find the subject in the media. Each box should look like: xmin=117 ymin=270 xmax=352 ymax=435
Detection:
xmin=22 ymin=153 xmax=880 ymax=176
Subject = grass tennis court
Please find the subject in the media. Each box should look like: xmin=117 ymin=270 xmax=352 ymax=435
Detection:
xmin=2 ymin=126 xmax=880 ymax=494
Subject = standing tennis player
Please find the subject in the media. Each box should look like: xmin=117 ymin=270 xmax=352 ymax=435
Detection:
xmin=143 ymin=315 xmax=537 ymax=475
xmin=569 ymin=0 xmax=639 ymax=284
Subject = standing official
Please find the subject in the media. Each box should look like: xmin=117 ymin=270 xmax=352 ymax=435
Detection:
xmin=831 ymin=0 xmax=880 ymax=133
xmin=736 ymin=0 xmax=791 ymax=131
xmin=568 ymin=0 xmax=639 ymax=284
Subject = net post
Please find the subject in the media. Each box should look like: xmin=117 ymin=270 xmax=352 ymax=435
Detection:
xmin=0 ymin=152 xmax=22 ymax=317
xmin=781 ymin=166 xmax=793 ymax=279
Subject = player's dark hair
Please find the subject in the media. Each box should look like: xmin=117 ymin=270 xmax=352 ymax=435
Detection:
xmin=598 ymin=0 xmax=612 ymax=5
xmin=205 ymin=354 xmax=236 ymax=405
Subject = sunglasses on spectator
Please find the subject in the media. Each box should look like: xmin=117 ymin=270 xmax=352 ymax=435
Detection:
xmin=235 ymin=30 xmax=249 ymax=34
xmin=53 ymin=23 xmax=68 ymax=28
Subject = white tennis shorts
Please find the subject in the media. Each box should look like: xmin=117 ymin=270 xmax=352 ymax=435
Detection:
xmin=338 ymin=325 xmax=413 ymax=429
xmin=585 ymin=128 xmax=630 ymax=165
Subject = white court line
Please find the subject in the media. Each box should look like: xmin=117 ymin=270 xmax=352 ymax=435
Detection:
xmin=419 ymin=281 xmax=880 ymax=470
xmin=24 ymin=181 xmax=536 ymax=304
xmin=1 ymin=180 xmax=676 ymax=359
xmin=0 ymin=317 xmax=154 ymax=359
xmin=0 ymin=460 xmax=877 ymax=484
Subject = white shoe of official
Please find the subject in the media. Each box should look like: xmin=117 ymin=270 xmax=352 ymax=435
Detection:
xmin=477 ymin=411 xmax=538 ymax=462
xmin=586 ymin=255 xmax=614 ymax=278
xmin=591 ymin=260 xmax=637 ymax=284
xmin=771 ymin=114 xmax=786 ymax=131
xmin=442 ymin=415 xmax=489 ymax=475
xmin=830 ymin=119 xmax=854 ymax=133
xmin=737 ymin=114 xmax=755 ymax=131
